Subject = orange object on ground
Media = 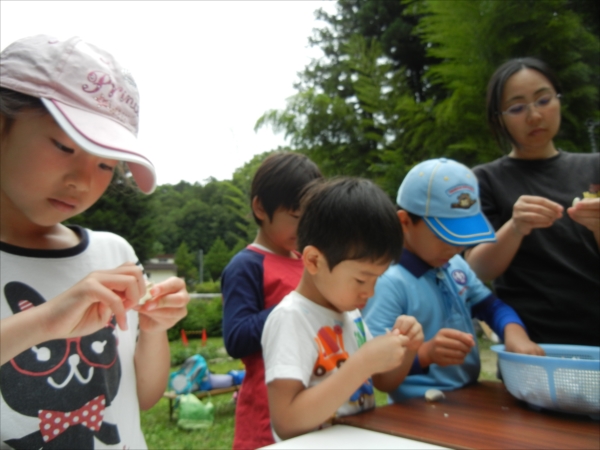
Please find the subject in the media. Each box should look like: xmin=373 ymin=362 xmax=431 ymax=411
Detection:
xmin=201 ymin=328 xmax=207 ymax=346
xmin=181 ymin=329 xmax=189 ymax=347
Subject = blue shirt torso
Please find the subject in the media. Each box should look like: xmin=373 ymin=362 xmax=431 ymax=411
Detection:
xmin=363 ymin=251 xmax=503 ymax=402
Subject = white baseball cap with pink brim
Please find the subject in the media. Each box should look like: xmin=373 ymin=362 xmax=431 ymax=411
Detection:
xmin=0 ymin=34 xmax=156 ymax=194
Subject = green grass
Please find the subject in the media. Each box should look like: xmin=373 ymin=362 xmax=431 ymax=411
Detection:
xmin=141 ymin=335 xmax=498 ymax=449
xmin=141 ymin=337 xmax=241 ymax=450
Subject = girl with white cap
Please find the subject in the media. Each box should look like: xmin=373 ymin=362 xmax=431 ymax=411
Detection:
xmin=0 ymin=35 xmax=189 ymax=449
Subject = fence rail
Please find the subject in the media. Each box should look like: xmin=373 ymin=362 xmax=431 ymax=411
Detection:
xmin=189 ymin=293 xmax=221 ymax=300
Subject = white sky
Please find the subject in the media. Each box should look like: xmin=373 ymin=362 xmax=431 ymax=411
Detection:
xmin=1 ymin=1 xmax=336 ymax=185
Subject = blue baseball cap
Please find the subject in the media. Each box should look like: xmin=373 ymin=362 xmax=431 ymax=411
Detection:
xmin=397 ymin=158 xmax=496 ymax=246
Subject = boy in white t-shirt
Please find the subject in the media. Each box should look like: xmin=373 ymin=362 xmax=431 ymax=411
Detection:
xmin=262 ymin=178 xmax=423 ymax=441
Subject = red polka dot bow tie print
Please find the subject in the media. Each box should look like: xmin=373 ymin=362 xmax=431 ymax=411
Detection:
xmin=38 ymin=395 xmax=105 ymax=442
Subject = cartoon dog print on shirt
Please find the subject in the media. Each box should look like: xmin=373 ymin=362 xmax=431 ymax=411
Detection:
xmin=1 ymin=282 xmax=122 ymax=449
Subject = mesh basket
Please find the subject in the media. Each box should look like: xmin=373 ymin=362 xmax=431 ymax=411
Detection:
xmin=491 ymin=344 xmax=599 ymax=419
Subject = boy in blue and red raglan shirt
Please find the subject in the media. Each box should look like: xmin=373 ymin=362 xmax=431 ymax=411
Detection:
xmin=222 ymin=152 xmax=322 ymax=449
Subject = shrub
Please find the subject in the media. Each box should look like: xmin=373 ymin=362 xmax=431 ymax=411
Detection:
xmin=194 ymin=280 xmax=221 ymax=293
xmin=167 ymin=297 xmax=223 ymax=341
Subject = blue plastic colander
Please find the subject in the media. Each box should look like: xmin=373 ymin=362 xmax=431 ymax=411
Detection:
xmin=491 ymin=344 xmax=600 ymax=419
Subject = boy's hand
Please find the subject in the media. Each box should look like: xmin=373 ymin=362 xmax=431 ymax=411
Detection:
xmin=504 ymin=323 xmax=545 ymax=356
xmin=41 ymin=262 xmax=145 ymax=340
xmin=392 ymin=315 xmax=424 ymax=352
xmin=510 ymin=195 xmax=563 ymax=237
xmin=418 ymin=328 xmax=475 ymax=368
xmin=136 ymin=277 xmax=189 ymax=334
xmin=358 ymin=330 xmax=409 ymax=374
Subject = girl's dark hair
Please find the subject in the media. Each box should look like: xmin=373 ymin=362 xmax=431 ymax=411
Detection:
xmin=0 ymin=88 xmax=46 ymax=135
xmin=298 ymin=177 xmax=403 ymax=270
xmin=486 ymin=57 xmax=562 ymax=151
xmin=250 ymin=151 xmax=322 ymax=225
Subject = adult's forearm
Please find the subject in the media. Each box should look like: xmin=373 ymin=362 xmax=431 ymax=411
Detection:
xmin=465 ymin=219 xmax=524 ymax=282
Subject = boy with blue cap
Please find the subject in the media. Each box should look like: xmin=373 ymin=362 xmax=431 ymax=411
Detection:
xmin=362 ymin=158 xmax=543 ymax=402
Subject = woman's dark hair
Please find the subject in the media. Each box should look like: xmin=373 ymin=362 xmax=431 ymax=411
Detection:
xmin=298 ymin=177 xmax=403 ymax=270
xmin=250 ymin=151 xmax=322 ymax=225
xmin=486 ymin=57 xmax=562 ymax=151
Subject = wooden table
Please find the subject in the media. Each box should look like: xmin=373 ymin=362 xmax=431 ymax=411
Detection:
xmin=333 ymin=381 xmax=599 ymax=449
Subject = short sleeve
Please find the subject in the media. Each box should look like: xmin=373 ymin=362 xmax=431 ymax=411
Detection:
xmin=262 ymin=303 xmax=317 ymax=387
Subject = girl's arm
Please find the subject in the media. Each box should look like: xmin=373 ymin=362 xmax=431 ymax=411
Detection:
xmin=1 ymin=307 xmax=54 ymax=365
xmin=268 ymin=332 xmax=408 ymax=440
xmin=465 ymin=195 xmax=563 ymax=282
xmin=134 ymin=277 xmax=189 ymax=410
xmin=134 ymin=330 xmax=171 ymax=410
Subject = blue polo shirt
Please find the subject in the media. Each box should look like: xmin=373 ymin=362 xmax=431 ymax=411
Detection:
xmin=362 ymin=250 xmax=524 ymax=402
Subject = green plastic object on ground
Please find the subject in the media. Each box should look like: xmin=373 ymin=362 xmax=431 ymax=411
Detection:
xmin=175 ymin=393 xmax=215 ymax=430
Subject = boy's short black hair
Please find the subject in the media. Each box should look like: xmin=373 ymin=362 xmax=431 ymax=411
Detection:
xmin=397 ymin=205 xmax=422 ymax=224
xmin=250 ymin=152 xmax=322 ymax=225
xmin=298 ymin=177 xmax=403 ymax=270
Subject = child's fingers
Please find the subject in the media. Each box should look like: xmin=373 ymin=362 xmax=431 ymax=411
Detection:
xmin=142 ymin=285 xmax=189 ymax=312
xmin=93 ymin=272 xmax=144 ymax=309
xmin=84 ymin=282 xmax=130 ymax=331
xmin=440 ymin=328 xmax=474 ymax=347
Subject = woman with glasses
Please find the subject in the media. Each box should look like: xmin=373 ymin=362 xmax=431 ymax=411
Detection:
xmin=464 ymin=57 xmax=599 ymax=348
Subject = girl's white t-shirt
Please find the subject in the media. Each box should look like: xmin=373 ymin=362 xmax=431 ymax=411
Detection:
xmin=0 ymin=228 xmax=147 ymax=450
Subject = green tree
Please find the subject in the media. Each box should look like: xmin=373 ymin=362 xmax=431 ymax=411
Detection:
xmin=204 ymin=237 xmax=231 ymax=280
xmin=256 ymin=0 xmax=599 ymax=198
xmin=405 ymin=0 xmax=599 ymax=159
xmin=174 ymin=241 xmax=197 ymax=286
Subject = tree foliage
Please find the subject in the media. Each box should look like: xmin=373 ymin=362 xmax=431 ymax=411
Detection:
xmin=204 ymin=238 xmax=230 ymax=280
xmin=69 ymin=0 xmax=599 ymax=287
xmin=256 ymin=0 xmax=599 ymax=198
xmin=67 ymin=180 xmax=156 ymax=263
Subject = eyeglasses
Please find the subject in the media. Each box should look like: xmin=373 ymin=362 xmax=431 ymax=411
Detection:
xmin=501 ymin=93 xmax=561 ymax=116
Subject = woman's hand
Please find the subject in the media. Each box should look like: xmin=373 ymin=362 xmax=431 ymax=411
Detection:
xmin=567 ymin=198 xmax=600 ymax=239
xmin=503 ymin=323 xmax=545 ymax=356
xmin=510 ymin=195 xmax=563 ymax=236
xmin=136 ymin=276 xmax=189 ymax=334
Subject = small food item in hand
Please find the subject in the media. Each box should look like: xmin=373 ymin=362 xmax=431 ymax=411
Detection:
xmin=139 ymin=281 xmax=154 ymax=305
xmin=425 ymin=389 xmax=445 ymax=402
xmin=572 ymin=197 xmax=581 ymax=207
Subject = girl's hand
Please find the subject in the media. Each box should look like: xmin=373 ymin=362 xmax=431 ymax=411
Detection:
xmin=510 ymin=195 xmax=563 ymax=237
xmin=418 ymin=328 xmax=475 ymax=368
xmin=567 ymin=198 xmax=600 ymax=235
xmin=41 ymin=262 xmax=145 ymax=340
xmin=392 ymin=315 xmax=424 ymax=352
xmin=136 ymin=277 xmax=189 ymax=334
xmin=358 ymin=330 xmax=409 ymax=374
